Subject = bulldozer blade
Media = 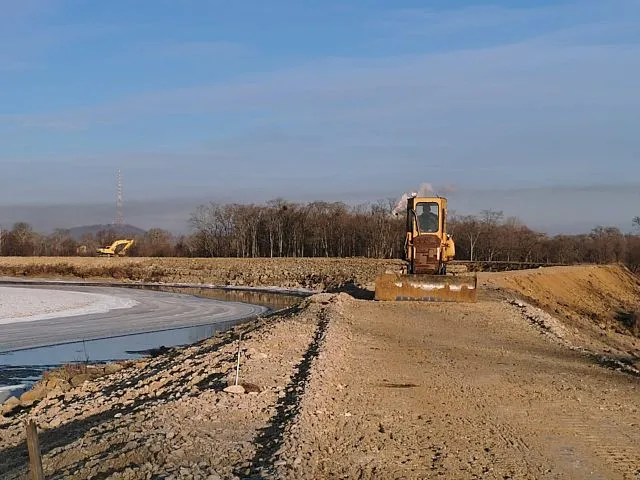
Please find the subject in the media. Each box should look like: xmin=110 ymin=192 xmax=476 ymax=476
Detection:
xmin=374 ymin=273 xmax=478 ymax=302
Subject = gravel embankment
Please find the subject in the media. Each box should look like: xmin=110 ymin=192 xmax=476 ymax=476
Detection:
xmin=0 ymin=295 xmax=340 ymax=480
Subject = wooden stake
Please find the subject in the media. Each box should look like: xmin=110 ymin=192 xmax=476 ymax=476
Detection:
xmin=234 ymin=333 xmax=243 ymax=386
xmin=25 ymin=420 xmax=44 ymax=480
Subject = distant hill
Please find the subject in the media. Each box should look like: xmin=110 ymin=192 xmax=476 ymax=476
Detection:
xmin=67 ymin=224 xmax=147 ymax=241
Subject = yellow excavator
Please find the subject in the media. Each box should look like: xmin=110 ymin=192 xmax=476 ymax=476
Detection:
xmin=374 ymin=195 xmax=477 ymax=302
xmin=96 ymin=239 xmax=135 ymax=257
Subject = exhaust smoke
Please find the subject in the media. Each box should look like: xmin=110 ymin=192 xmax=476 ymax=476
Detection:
xmin=392 ymin=182 xmax=455 ymax=216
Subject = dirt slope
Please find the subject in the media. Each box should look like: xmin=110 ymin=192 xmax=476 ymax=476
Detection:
xmin=482 ymin=265 xmax=640 ymax=361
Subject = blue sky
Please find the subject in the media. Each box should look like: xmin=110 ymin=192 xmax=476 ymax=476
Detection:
xmin=1 ymin=0 xmax=639 ymax=232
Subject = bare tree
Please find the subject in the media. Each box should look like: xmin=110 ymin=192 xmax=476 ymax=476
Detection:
xmin=451 ymin=215 xmax=482 ymax=261
xmin=45 ymin=229 xmax=76 ymax=256
xmin=137 ymin=228 xmax=174 ymax=257
xmin=478 ymin=210 xmax=504 ymax=261
xmin=2 ymin=222 xmax=37 ymax=256
xmin=189 ymin=203 xmax=233 ymax=257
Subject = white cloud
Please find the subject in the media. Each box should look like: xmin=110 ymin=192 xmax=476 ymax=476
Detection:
xmin=2 ymin=0 xmax=637 ymax=126
xmin=2 ymin=36 xmax=638 ymax=199
xmin=5 ymin=40 xmax=638 ymax=125
xmin=379 ymin=0 xmax=639 ymax=40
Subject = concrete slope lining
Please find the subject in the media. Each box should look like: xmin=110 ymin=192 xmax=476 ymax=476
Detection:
xmin=0 ymin=286 xmax=267 ymax=352
xmin=0 ymin=286 xmax=138 ymax=325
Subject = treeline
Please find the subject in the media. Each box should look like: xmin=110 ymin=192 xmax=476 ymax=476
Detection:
xmin=0 ymin=222 xmax=184 ymax=258
xmin=1 ymin=200 xmax=639 ymax=271
xmin=188 ymin=199 xmax=402 ymax=258
xmin=450 ymin=211 xmax=640 ymax=271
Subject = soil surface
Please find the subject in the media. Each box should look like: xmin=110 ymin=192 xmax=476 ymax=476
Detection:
xmin=0 ymin=257 xmax=404 ymax=291
xmin=1 ymin=264 xmax=639 ymax=479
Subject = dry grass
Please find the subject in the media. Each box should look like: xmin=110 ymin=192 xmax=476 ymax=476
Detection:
xmin=42 ymin=363 xmax=88 ymax=382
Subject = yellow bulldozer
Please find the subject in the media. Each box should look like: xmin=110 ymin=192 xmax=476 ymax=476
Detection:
xmin=374 ymin=195 xmax=477 ymax=302
xmin=96 ymin=239 xmax=135 ymax=257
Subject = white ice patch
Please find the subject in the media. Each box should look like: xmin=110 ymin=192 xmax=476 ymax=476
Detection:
xmin=0 ymin=287 xmax=138 ymax=325
xmin=0 ymin=384 xmax=28 ymax=403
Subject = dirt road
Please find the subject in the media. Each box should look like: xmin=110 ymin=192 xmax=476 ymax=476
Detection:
xmin=273 ymin=297 xmax=639 ymax=480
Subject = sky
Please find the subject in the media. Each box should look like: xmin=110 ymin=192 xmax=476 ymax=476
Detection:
xmin=1 ymin=0 xmax=639 ymax=233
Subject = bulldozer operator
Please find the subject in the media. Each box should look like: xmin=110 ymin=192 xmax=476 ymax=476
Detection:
xmin=417 ymin=202 xmax=439 ymax=233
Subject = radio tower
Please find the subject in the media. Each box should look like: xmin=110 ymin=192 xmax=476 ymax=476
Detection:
xmin=115 ymin=169 xmax=124 ymax=227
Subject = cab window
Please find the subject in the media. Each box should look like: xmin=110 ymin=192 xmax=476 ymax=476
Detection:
xmin=416 ymin=202 xmax=439 ymax=233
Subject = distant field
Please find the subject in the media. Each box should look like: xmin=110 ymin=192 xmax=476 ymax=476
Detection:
xmin=0 ymin=257 xmax=405 ymax=291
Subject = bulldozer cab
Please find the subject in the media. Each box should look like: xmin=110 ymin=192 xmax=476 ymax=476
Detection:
xmin=405 ymin=196 xmax=454 ymax=275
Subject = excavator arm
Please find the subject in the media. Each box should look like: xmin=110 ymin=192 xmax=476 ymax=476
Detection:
xmin=96 ymin=239 xmax=135 ymax=257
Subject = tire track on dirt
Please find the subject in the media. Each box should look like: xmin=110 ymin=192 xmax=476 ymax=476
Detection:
xmin=244 ymin=299 xmax=332 ymax=478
